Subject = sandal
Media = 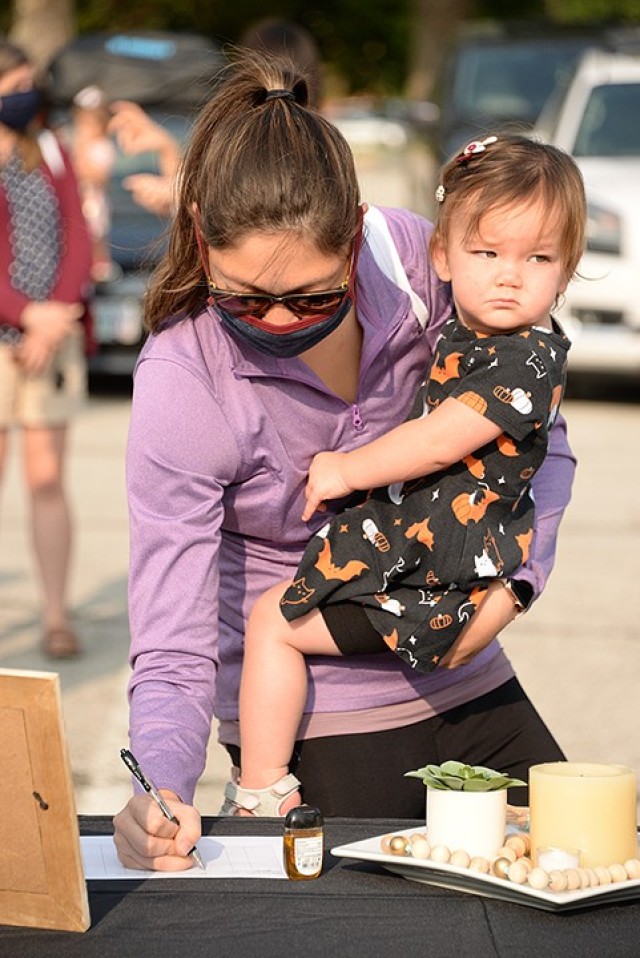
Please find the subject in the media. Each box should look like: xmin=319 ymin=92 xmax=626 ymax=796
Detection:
xmin=219 ymin=767 xmax=302 ymax=817
xmin=42 ymin=628 xmax=82 ymax=659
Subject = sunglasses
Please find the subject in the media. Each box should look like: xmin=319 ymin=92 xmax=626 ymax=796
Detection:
xmin=197 ymin=213 xmax=363 ymax=329
xmin=208 ymin=281 xmax=351 ymax=324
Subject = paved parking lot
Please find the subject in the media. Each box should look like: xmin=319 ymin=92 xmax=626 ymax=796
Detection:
xmin=0 ymin=387 xmax=638 ymax=816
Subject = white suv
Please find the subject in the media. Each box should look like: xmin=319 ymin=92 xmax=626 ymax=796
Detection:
xmin=534 ymin=49 xmax=640 ymax=378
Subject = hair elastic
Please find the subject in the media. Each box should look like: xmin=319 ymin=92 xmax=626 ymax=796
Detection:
xmin=264 ymin=88 xmax=296 ymax=102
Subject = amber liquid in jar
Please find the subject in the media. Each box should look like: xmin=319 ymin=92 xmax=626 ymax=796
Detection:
xmin=283 ymin=805 xmax=323 ymax=880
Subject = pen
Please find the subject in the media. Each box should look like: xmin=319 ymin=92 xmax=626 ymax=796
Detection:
xmin=120 ymin=748 xmax=205 ymax=870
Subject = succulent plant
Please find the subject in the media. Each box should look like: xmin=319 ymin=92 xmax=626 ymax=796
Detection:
xmin=405 ymin=759 xmax=526 ymax=792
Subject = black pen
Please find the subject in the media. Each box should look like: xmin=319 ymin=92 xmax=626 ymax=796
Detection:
xmin=120 ymin=748 xmax=205 ymax=870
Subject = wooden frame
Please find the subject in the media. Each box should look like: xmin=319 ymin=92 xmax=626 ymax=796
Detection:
xmin=0 ymin=669 xmax=90 ymax=932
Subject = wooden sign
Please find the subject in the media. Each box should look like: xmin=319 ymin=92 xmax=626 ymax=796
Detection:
xmin=0 ymin=669 xmax=90 ymax=932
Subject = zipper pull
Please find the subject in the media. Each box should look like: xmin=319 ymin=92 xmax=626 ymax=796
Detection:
xmin=351 ymin=403 xmax=364 ymax=432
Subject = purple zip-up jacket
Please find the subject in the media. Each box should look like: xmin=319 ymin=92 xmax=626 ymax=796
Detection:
xmin=126 ymin=207 xmax=576 ymax=803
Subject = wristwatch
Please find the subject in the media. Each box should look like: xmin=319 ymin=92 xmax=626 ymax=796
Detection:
xmin=502 ymin=579 xmax=534 ymax=617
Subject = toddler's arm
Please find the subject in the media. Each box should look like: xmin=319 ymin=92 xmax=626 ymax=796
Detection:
xmin=302 ymin=396 xmax=501 ymax=519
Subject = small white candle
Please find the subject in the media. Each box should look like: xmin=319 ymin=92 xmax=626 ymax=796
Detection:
xmin=536 ymin=846 xmax=580 ymax=871
xmin=530 ymin=762 xmax=637 ymax=868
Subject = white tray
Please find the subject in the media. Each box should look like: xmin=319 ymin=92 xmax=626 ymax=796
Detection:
xmin=331 ymin=827 xmax=640 ymax=913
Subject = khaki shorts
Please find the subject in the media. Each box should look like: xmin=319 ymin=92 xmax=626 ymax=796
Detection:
xmin=0 ymin=328 xmax=87 ymax=429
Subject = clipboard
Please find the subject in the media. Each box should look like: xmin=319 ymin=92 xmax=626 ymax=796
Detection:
xmin=0 ymin=669 xmax=90 ymax=932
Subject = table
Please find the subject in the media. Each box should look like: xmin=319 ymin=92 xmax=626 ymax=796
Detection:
xmin=3 ymin=817 xmax=639 ymax=957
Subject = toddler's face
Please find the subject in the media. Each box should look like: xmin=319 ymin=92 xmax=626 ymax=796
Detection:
xmin=432 ymin=198 xmax=569 ymax=336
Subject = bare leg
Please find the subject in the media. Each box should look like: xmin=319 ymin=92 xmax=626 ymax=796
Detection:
xmin=23 ymin=425 xmax=79 ymax=653
xmin=0 ymin=428 xmax=8 ymax=491
xmin=239 ymin=581 xmax=342 ymax=813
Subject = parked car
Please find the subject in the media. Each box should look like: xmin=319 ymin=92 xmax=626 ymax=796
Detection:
xmin=47 ymin=31 xmax=225 ymax=382
xmin=429 ymin=22 xmax=640 ymax=163
xmin=534 ymin=49 xmax=640 ymax=379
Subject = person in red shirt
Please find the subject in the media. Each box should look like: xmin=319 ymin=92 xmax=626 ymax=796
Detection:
xmin=0 ymin=38 xmax=93 ymax=658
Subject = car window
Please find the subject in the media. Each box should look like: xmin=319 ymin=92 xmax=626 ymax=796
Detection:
xmin=451 ymin=41 xmax=591 ymax=124
xmin=574 ymin=83 xmax=640 ymax=156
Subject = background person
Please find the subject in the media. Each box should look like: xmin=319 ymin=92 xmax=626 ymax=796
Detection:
xmin=107 ymin=98 xmax=181 ymax=218
xmin=113 ymin=52 xmax=573 ymax=871
xmin=70 ymin=84 xmax=116 ymax=282
xmin=108 ymin=19 xmax=322 ymax=218
xmin=0 ymin=38 xmax=93 ymax=658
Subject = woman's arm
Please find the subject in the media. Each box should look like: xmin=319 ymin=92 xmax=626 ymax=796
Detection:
xmin=439 ymin=413 xmax=576 ymax=668
xmin=302 ymin=396 xmax=502 ymax=519
xmin=126 ymin=356 xmax=241 ymax=805
xmin=512 ymin=411 xmax=576 ymax=600
xmin=109 ymin=101 xmax=181 ymax=178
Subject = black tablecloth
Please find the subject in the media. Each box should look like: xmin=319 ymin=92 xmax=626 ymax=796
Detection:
xmin=2 ymin=817 xmax=638 ymax=957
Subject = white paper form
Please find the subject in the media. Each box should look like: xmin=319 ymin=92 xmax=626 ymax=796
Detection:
xmin=81 ymin=835 xmax=287 ymax=879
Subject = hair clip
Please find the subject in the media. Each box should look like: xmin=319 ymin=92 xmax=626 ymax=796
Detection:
xmin=435 ymin=184 xmax=446 ymax=203
xmin=456 ymin=135 xmax=498 ymax=164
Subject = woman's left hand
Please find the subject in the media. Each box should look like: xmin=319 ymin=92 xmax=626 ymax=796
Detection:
xmin=438 ymin=580 xmax=520 ymax=669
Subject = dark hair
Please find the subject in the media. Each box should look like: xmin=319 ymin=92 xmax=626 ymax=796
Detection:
xmin=144 ymin=50 xmax=360 ymax=331
xmin=430 ymin=134 xmax=586 ymax=279
xmin=0 ymin=37 xmax=41 ymax=170
xmin=239 ymin=19 xmax=322 ymax=108
xmin=0 ymin=37 xmax=29 ymax=78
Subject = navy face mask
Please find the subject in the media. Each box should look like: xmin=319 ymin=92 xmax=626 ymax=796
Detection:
xmin=0 ymin=89 xmax=42 ymax=131
xmin=216 ymin=294 xmax=353 ymax=358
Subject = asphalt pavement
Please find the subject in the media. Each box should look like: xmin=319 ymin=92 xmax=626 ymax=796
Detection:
xmin=1 ymin=385 xmax=638 ymax=818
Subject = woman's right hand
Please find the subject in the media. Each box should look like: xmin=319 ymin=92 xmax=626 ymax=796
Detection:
xmin=112 ymin=790 xmax=202 ymax=871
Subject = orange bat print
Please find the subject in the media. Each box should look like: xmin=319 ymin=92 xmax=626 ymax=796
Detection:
xmin=383 ymin=628 xmax=399 ymax=651
xmin=280 ymin=577 xmax=315 ymax=606
xmin=462 ymin=453 xmax=485 ymax=479
xmin=430 ymin=351 xmax=463 ymax=386
xmin=515 ymin=528 xmax=533 ymax=564
xmin=405 ymin=517 xmax=435 ymax=550
xmin=314 ymin=538 xmax=369 ymax=582
xmin=451 ymin=487 xmax=500 ymax=525
xmin=496 ymin=433 xmax=519 ymax=457
xmin=468 ymin=585 xmax=487 ymax=608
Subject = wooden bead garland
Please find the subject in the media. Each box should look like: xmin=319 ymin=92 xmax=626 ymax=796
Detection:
xmin=380 ymin=831 xmax=640 ymax=893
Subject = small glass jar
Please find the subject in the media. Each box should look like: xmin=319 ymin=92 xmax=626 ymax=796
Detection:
xmin=283 ymin=805 xmax=324 ymax=880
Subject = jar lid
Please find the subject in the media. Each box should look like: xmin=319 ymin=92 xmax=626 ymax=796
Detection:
xmin=285 ymin=804 xmax=323 ymax=829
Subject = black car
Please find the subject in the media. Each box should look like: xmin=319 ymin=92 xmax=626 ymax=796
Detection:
xmin=47 ymin=30 xmax=225 ymax=382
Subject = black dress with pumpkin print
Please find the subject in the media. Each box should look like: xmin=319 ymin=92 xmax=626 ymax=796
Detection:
xmin=281 ymin=316 xmax=570 ymax=672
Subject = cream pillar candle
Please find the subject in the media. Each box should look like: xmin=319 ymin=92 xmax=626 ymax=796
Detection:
xmin=530 ymin=762 xmax=637 ymax=868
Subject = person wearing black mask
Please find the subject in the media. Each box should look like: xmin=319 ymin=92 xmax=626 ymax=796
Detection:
xmin=0 ymin=39 xmax=93 ymax=658
xmin=113 ymin=51 xmax=574 ymax=870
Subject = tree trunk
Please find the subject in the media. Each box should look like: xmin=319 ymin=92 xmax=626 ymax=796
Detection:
xmin=9 ymin=0 xmax=75 ymax=69
xmin=405 ymin=0 xmax=474 ymax=101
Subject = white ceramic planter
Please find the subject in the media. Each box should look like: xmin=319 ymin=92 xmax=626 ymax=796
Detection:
xmin=426 ymin=787 xmax=507 ymax=859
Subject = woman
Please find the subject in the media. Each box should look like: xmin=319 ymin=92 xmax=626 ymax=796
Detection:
xmin=114 ymin=51 xmax=571 ymax=870
xmin=0 ymin=39 xmax=93 ymax=658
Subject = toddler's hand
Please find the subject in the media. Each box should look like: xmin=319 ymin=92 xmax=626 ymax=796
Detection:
xmin=302 ymin=451 xmax=353 ymax=521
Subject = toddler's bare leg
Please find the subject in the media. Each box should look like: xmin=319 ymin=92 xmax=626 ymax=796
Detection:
xmin=239 ymin=582 xmax=340 ymax=813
